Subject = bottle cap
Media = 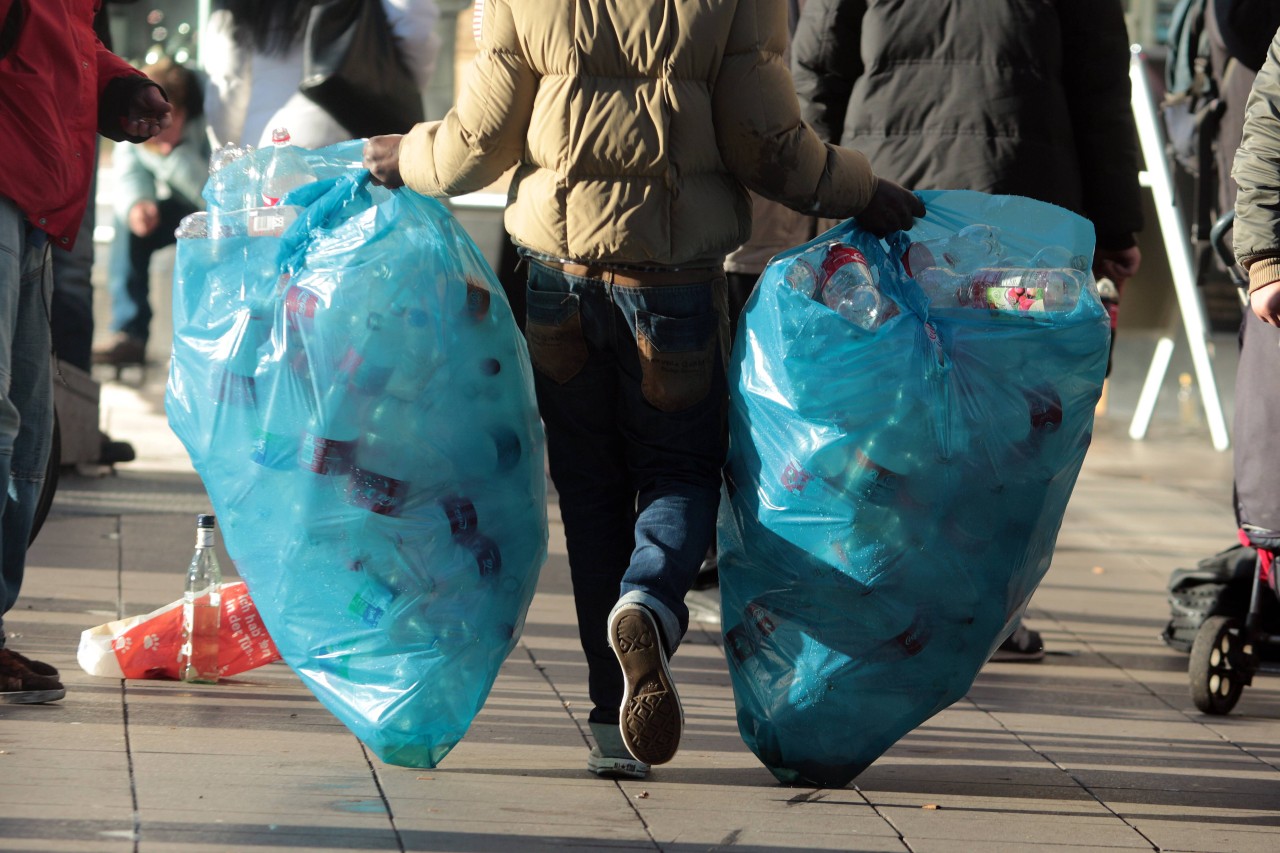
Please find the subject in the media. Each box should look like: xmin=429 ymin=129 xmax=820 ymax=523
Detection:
xmin=197 ymin=514 xmax=216 ymax=528
xmin=271 ymin=127 xmax=292 ymax=145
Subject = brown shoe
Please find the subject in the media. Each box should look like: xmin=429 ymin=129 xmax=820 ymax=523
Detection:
xmin=3 ymin=648 xmax=59 ymax=678
xmin=0 ymin=648 xmax=66 ymax=704
xmin=92 ymin=333 xmax=146 ymax=366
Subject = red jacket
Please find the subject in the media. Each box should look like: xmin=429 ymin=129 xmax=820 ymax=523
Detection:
xmin=0 ymin=0 xmax=151 ymax=248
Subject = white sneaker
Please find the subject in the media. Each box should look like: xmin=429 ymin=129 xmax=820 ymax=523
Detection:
xmin=587 ymin=720 xmax=649 ymax=779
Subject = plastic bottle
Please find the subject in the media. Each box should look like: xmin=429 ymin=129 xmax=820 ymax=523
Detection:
xmin=181 ymin=514 xmax=223 ymax=684
xmin=299 ymin=380 xmax=361 ymax=476
xmin=260 ymin=127 xmax=317 ymax=207
xmin=212 ymin=302 xmax=269 ymax=407
xmin=341 ymin=309 xmax=402 ymax=398
xmin=175 ymin=211 xmax=208 ymax=240
xmin=818 ymin=244 xmax=899 ymax=330
xmin=917 ymin=266 xmax=1084 ymax=313
xmin=903 ymin=224 xmax=1005 ymax=276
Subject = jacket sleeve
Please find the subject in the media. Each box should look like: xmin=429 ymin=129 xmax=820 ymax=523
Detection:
xmin=94 ymin=30 xmax=157 ymax=144
xmin=398 ymin=0 xmax=534 ymax=197
xmin=1058 ymin=0 xmax=1144 ymax=249
xmin=790 ymin=0 xmax=865 ymax=145
xmin=1232 ymin=28 xmax=1280 ymax=291
xmin=713 ymin=0 xmax=876 ymax=220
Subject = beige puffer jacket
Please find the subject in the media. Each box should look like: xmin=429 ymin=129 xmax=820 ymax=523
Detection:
xmin=398 ymin=0 xmax=877 ymax=268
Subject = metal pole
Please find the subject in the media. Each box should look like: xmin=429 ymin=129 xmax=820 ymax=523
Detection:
xmin=1126 ymin=46 xmax=1231 ymax=451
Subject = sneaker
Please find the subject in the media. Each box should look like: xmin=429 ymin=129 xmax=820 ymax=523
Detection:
xmin=0 ymin=649 xmax=66 ymax=704
xmin=97 ymin=433 xmax=136 ymax=466
xmin=608 ymin=604 xmax=683 ymax=766
xmin=91 ymin=333 xmax=146 ymax=367
xmin=990 ymin=625 xmax=1046 ymax=663
xmin=587 ymin=721 xmax=649 ymax=779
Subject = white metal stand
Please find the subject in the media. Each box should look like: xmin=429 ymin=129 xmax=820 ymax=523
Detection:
xmin=1126 ymin=46 xmax=1231 ymax=451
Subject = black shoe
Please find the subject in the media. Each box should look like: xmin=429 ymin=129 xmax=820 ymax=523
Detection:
xmin=91 ymin=333 xmax=146 ymax=367
xmin=98 ymin=433 xmax=136 ymax=465
xmin=990 ymin=625 xmax=1045 ymax=663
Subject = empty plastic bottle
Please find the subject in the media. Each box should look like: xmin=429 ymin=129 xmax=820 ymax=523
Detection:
xmin=818 ymin=244 xmax=899 ymax=330
xmin=917 ymin=266 xmax=1084 ymax=313
xmin=903 ymin=224 xmax=1005 ymax=276
xmin=260 ymin=127 xmax=317 ymax=207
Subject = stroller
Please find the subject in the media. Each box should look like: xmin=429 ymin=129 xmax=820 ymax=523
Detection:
xmin=1181 ymin=211 xmax=1280 ymax=714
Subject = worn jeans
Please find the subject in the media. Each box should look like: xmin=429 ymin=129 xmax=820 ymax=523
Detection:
xmin=523 ymin=257 xmax=729 ymax=724
xmin=0 ymin=196 xmax=54 ymax=642
xmin=107 ymin=196 xmax=197 ymax=345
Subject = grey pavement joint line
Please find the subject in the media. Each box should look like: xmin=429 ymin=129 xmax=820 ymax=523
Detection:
xmin=964 ymin=695 xmax=1161 ymax=851
xmin=120 ymin=680 xmax=142 ymax=851
xmin=360 ymin=741 xmax=406 ymax=852
xmin=516 ymin=639 xmax=662 ymax=850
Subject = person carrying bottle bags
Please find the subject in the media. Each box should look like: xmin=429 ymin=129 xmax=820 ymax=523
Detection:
xmin=363 ymin=0 xmax=923 ymax=778
xmin=0 ymin=0 xmax=174 ymax=703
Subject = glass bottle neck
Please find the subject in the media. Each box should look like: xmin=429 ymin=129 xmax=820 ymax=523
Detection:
xmin=195 ymin=529 xmax=214 ymax=549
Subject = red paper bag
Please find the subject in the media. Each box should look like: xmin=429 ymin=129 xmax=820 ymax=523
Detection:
xmin=77 ymin=581 xmax=281 ymax=679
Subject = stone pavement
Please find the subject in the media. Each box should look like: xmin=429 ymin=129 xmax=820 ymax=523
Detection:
xmin=3 ymin=239 xmax=1280 ymax=850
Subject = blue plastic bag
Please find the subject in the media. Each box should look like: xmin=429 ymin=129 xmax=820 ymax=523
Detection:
xmin=166 ymin=142 xmax=548 ymax=768
xmin=719 ymin=190 xmax=1108 ymax=786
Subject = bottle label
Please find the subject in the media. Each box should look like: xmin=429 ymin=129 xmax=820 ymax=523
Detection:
xmin=247 ymin=206 xmax=296 ymax=237
xmin=464 ymin=278 xmax=492 ymax=321
xmin=461 ymin=531 xmax=502 ymax=577
xmin=284 ymin=284 xmax=320 ymax=329
xmin=299 ymin=433 xmax=355 ymax=475
xmin=725 ymin=623 xmax=757 ymax=664
xmin=745 ymin=601 xmax=777 ymax=638
xmin=348 ymin=579 xmax=393 ymax=628
xmin=439 ymin=496 xmax=478 ymax=536
xmin=251 ymin=429 xmax=298 ymax=470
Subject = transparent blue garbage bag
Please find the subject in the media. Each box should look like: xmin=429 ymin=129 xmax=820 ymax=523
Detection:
xmin=166 ymin=141 xmax=548 ymax=767
xmin=719 ymin=190 xmax=1108 ymax=786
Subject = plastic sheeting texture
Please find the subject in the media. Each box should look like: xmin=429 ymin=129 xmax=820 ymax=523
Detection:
xmin=166 ymin=142 xmax=548 ymax=768
xmin=719 ymin=190 xmax=1108 ymax=787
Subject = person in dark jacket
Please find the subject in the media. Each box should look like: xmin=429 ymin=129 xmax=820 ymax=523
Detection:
xmin=791 ymin=0 xmax=1145 ymax=661
xmin=1222 ymin=15 xmax=1280 ymax=568
xmin=0 ymin=0 xmax=172 ymax=704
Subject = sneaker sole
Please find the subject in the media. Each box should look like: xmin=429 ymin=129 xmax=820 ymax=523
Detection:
xmin=0 ymin=687 xmax=66 ymax=704
xmin=587 ymin=752 xmax=649 ymax=780
xmin=609 ymin=607 xmax=682 ymax=766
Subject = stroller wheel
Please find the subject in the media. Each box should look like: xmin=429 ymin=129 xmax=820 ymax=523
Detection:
xmin=1189 ymin=615 xmax=1247 ymax=715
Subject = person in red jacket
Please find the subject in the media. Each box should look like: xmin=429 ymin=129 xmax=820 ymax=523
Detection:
xmin=0 ymin=0 xmax=172 ymax=704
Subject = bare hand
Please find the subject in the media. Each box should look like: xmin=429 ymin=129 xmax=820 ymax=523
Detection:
xmin=363 ymin=135 xmax=405 ymax=189
xmin=127 ymin=200 xmax=160 ymax=237
xmin=1094 ymin=245 xmax=1142 ymax=289
xmin=122 ymin=84 xmax=173 ymax=140
xmin=1250 ymin=279 xmax=1280 ymax=326
xmin=855 ymin=179 xmax=925 ymax=238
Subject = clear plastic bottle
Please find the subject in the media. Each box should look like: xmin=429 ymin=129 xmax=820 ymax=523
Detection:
xmin=181 ymin=514 xmax=223 ymax=684
xmin=903 ymin=224 xmax=1005 ymax=276
xmin=917 ymin=266 xmax=1084 ymax=313
xmin=818 ymin=244 xmax=899 ymax=330
xmin=260 ymin=127 xmax=317 ymax=207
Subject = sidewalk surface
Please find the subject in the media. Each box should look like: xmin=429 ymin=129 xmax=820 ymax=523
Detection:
xmin=4 ymin=248 xmax=1279 ymax=851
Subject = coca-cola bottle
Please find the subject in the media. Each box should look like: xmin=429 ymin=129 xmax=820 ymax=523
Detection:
xmin=819 ymin=244 xmax=899 ymax=330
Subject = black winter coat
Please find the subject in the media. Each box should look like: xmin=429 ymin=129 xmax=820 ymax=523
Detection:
xmin=791 ymin=0 xmax=1143 ymax=250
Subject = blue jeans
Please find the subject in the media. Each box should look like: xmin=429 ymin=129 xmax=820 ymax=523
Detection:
xmin=107 ymin=196 xmax=197 ymax=344
xmin=523 ymin=258 xmax=729 ymax=724
xmin=0 ymin=196 xmax=55 ymax=642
